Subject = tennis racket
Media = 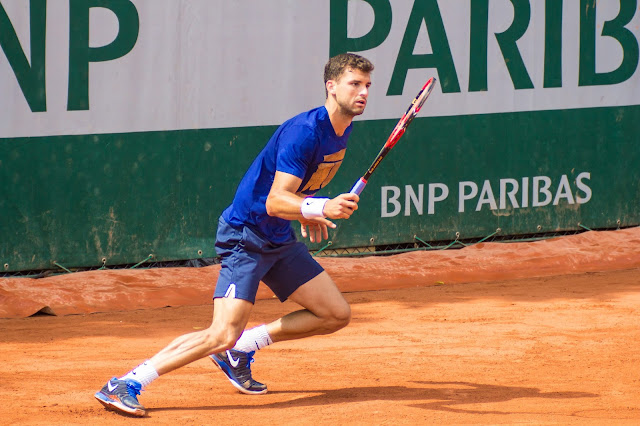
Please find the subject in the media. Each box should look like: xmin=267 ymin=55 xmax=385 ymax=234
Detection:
xmin=349 ymin=77 xmax=437 ymax=195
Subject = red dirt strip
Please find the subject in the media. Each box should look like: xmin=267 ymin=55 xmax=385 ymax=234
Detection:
xmin=1 ymin=227 xmax=638 ymax=318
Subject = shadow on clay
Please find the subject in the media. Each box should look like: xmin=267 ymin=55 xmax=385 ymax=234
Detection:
xmin=151 ymin=380 xmax=597 ymax=415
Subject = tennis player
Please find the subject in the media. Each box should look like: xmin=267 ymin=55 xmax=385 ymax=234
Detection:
xmin=95 ymin=53 xmax=374 ymax=416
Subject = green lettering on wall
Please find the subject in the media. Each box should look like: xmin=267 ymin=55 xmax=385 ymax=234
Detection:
xmin=68 ymin=0 xmax=139 ymax=111
xmin=329 ymin=0 xmax=392 ymax=57
xmin=0 ymin=0 xmax=47 ymax=112
xmin=495 ymin=0 xmax=534 ymax=89
xmin=388 ymin=0 xmax=460 ymax=95
xmin=469 ymin=0 xmax=489 ymax=92
xmin=579 ymin=0 xmax=639 ymax=86
xmin=544 ymin=0 xmax=563 ymax=88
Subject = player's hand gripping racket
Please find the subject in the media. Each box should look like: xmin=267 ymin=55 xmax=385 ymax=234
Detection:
xmin=350 ymin=77 xmax=437 ymax=195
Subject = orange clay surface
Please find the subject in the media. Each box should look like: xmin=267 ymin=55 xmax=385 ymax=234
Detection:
xmin=1 ymin=227 xmax=639 ymax=424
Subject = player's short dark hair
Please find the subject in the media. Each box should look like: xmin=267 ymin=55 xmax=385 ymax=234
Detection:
xmin=324 ymin=53 xmax=374 ymax=97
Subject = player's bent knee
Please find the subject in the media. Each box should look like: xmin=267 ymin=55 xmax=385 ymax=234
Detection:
xmin=326 ymin=303 xmax=351 ymax=332
xmin=203 ymin=324 xmax=243 ymax=353
xmin=216 ymin=334 xmax=240 ymax=352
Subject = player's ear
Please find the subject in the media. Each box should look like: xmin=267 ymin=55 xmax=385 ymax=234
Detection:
xmin=326 ymin=80 xmax=337 ymax=96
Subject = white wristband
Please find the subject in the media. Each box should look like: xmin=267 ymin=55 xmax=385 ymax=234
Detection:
xmin=301 ymin=197 xmax=329 ymax=219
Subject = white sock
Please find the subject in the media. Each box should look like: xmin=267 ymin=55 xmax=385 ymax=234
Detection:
xmin=233 ymin=325 xmax=273 ymax=353
xmin=119 ymin=361 xmax=159 ymax=388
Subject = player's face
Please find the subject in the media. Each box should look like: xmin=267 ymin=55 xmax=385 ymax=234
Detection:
xmin=333 ymin=68 xmax=371 ymax=117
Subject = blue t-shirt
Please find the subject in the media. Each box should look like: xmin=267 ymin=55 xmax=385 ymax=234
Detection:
xmin=222 ymin=106 xmax=351 ymax=244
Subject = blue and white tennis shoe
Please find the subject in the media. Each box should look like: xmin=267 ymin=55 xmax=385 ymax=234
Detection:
xmin=211 ymin=349 xmax=267 ymax=395
xmin=94 ymin=377 xmax=146 ymax=416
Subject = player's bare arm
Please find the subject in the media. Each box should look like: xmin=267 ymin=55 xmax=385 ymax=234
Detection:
xmin=266 ymin=171 xmax=359 ymax=242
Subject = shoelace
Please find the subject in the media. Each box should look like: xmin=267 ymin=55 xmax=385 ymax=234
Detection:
xmin=245 ymin=353 xmax=255 ymax=368
xmin=125 ymin=380 xmax=142 ymax=399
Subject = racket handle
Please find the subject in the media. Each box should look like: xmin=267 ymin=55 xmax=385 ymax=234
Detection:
xmin=350 ymin=178 xmax=367 ymax=195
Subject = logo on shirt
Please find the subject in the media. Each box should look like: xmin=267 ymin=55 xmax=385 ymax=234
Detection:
xmin=301 ymin=149 xmax=346 ymax=194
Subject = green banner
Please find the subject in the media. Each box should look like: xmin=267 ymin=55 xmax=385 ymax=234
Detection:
xmin=1 ymin=105 xmax=638 ymax=272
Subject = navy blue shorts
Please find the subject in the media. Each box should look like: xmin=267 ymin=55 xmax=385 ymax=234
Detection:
xmin=213 ymin=217 xmax=324 ymax=303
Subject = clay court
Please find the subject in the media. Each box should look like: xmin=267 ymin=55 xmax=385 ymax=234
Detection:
xmin=1 ymin=227 xmax=639 ymax=424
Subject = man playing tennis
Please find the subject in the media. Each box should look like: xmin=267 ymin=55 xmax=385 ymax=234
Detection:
xmin=95 ymin=53 xmax=374 ymax=416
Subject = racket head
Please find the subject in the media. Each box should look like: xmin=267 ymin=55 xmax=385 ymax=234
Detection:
xmin=385 ymin=77 xmax=437 ymax=149
xmin=403 ymin=76 xmax=436 ymax=126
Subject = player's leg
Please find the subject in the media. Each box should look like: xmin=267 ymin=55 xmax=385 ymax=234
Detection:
xmin=210 ymin=229 xmax=348 ymax=394
xmin=95 ymin=297 xmax=253 ymax=416
xmin=207 ymin=219 xmax=277 ymax=395
xmin=266 ymin=270 xmax=351 ymax=343
xmin=219 ymin=267 xmax=348 ymax=396
xmin=149 ymin=296 xmax=253 ymax=373
xmin=229 ymin=271 xmax=348 ymax=351
xmin=256 ymin=242 xmax=350 ymax=343
xmin=211 ymin=271 xmax=349 ymax=395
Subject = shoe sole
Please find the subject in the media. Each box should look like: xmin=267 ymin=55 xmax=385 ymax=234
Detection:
xmin=94 ymin=392 xmax=146 ymax=417
xmin=210 ymin=356 xmax=268 ymax=395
